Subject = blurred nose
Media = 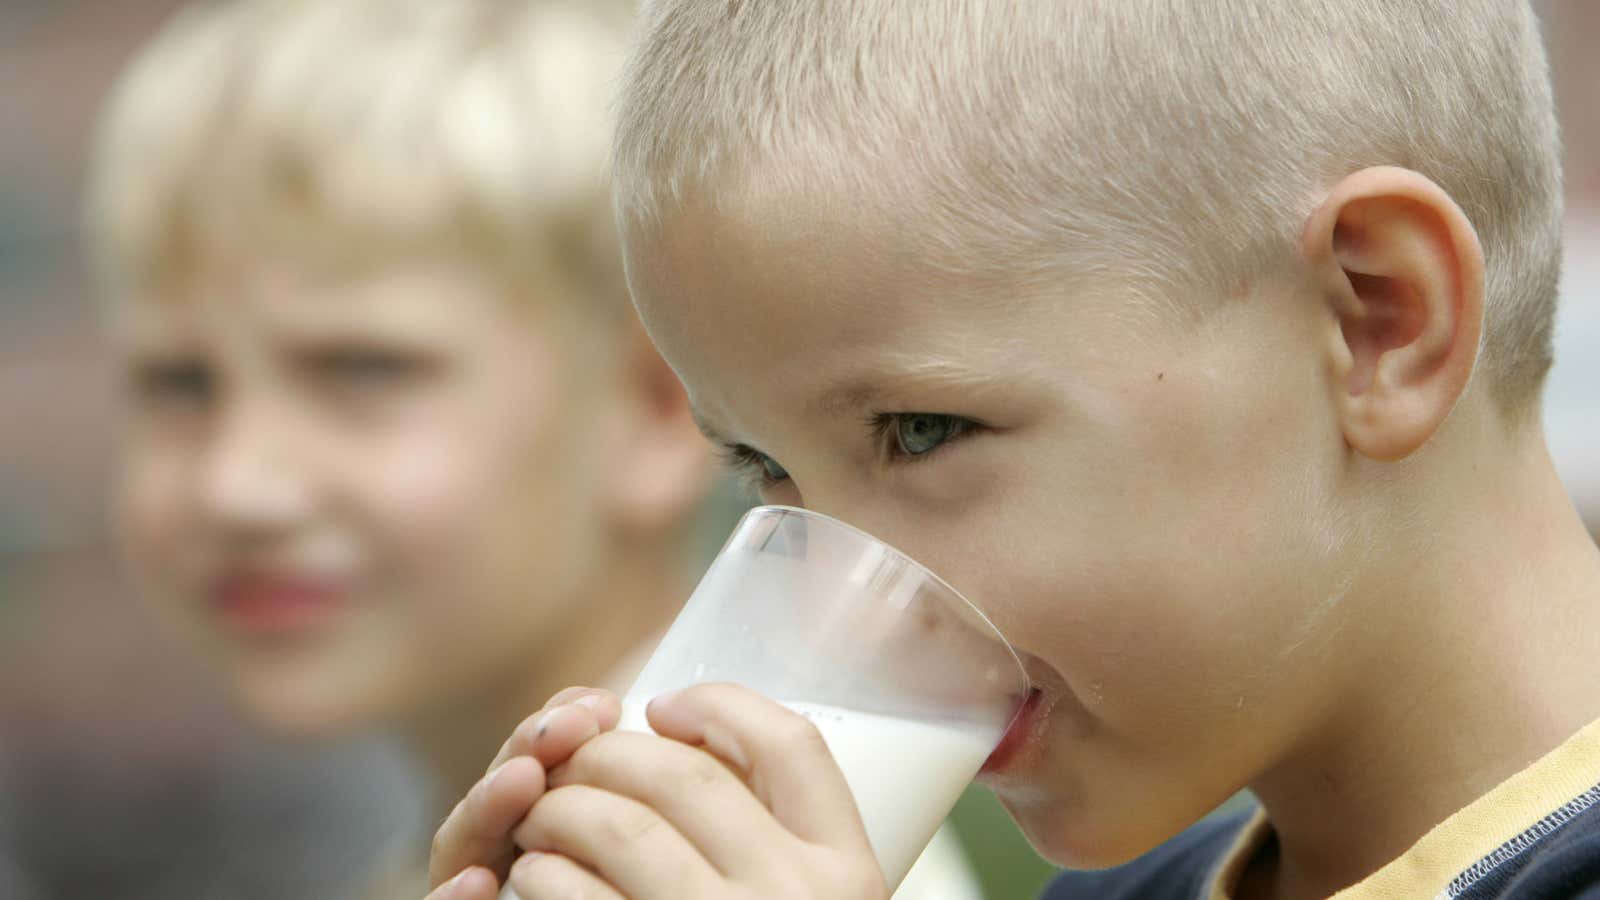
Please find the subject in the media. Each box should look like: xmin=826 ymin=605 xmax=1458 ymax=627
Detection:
xmin=198 ymin=401 xmax=316 ymax=537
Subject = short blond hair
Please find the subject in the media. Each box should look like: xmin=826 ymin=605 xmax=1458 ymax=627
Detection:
xmin=90 ymin=0 xmax=633 ymax=316
xmin=614 ymin=0 xmax=1564 ymax=411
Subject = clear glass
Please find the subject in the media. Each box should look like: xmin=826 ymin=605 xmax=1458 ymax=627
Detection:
xmin=501 ymin=506 xmax=1028 ymax=898
xmin=621 ymin=506 xmax=1030 ymax=890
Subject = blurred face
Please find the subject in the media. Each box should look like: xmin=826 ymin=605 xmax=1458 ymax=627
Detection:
xmin=625 ymin=189 xmax=1365 ymax=867
xmin=115 ymin=256 xmax=620 ymax=736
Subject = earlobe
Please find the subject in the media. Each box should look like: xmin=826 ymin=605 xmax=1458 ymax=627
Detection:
xmin=1301 ymin=166 xmax=1484 ymax=462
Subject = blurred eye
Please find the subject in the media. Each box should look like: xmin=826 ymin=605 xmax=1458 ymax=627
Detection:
xmin=131 ymin=359 xmax=214 ymax=412
xmin=305 ymin=347 xmax=426 ymax=392
xmin=887 ymin=413 xmax=974 ymax=458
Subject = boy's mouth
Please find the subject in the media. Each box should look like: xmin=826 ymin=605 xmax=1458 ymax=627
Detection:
xmin=982 ymin=688 xmax=1045 ymax=775
xmin=211 ymin=569 xmax=352 ymax=639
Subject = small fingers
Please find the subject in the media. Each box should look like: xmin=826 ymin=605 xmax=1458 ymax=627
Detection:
xmin=429 ymin=756 xmax=546 ymax=888
xmin=488 ymin=689 xmax=622 ymax=773
xmin=645 ymin=683 xmax=870 ymax=852
xmin=542 ymin=687 xmax=623 ymax=733
xmin=513 ymin=784 xmax=720 ymax=900
xmin=505 ymin=852 xmax=625 ymax=900
xmin=548 ymin=730 xmax=792 ymax=878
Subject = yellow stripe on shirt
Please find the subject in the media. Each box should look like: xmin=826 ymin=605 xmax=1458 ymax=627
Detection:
xmin=1205 ymin=717 xmax=1600 ymax=900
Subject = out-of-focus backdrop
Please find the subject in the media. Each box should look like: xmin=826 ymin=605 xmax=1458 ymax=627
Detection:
xmin=0 ymin=3 xmax=1594 ymax=899
xmin=1 ymin=6 xmax=429 ymax=897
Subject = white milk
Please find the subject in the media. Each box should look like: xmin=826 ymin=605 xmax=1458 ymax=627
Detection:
xmin=618 ymin=695 xmax=994 ymax=890
xmin=500 ymin=698 xmax=992 ymax=900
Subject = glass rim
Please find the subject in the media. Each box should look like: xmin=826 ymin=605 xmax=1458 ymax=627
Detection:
xmin=748 ymin=505 xmax=1031 ymax=695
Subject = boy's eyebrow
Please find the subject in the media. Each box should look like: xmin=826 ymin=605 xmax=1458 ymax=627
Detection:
xmin=691 ymin=360 xmax=1023 ymax=447
xmin=811 ymin=360 xmax=1011 ymax=416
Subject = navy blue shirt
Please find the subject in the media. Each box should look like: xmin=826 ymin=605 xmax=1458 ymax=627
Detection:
xmin=1040 ymin=812 xmax=1252 ymax=900
xmin=1042 ymin=790 xmax=1600 ymax=900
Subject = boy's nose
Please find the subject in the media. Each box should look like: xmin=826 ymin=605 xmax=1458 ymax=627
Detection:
xmin=197 ymin=406 xmax=317 ymax=537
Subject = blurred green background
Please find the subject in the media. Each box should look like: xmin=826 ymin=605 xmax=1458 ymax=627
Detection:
xmin=951 ymin=787 xmax=1059 ymax=899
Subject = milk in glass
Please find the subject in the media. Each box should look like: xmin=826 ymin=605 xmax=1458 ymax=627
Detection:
xmin=617 ymin=695 xmax=993 ymax=888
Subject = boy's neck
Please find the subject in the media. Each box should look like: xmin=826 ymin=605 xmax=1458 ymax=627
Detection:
xmin=1244 ymin=418 xmax=1600 ymax=900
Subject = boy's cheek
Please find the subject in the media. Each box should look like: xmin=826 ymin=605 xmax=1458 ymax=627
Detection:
xmin=115 ymin=452 xmax=202 ymax=608
xmin=363 ymin=441 xmax=484 ymax=554
xmin=360 ymin=424 xmax=597 ymax=592
xmin=346 ymin=422 xmax=611 ymax=677
xmin=989 ymin=638 xmax=1269 ymax=869
xmin=977 ymin=523 xmax=1334 ymax=866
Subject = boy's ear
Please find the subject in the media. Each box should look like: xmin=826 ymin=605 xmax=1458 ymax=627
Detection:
xmin=606 ymin=314 xmax=713 ymax=534
xmin=1301 ymin=166 xmax=1485 ymax=462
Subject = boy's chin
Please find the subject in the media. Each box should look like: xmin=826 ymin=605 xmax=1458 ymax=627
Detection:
xmin=1004 ymin=795 xmax=1201 ymax=871
xmin=221 ymin=654 xmax=399 ymax=739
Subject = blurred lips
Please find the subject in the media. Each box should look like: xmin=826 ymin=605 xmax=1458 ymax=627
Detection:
xmin=211 ymin=569 xmax=351 ymax=638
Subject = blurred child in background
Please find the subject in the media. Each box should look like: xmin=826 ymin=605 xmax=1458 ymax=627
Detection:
xmin=87 ymin=0 xmax=984 ymax=896
xmin=90 ymin=0 xmax=699 ymax=893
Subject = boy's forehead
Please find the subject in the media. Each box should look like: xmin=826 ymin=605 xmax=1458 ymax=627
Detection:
xmin=625 ymin=191 xmax=1081 ymax=437
xmin=119 ymin=256 xmax=525 ymax=339
xmin=628 ymin=180 xmax=1035 ymax=331
xmin=627 ymin=194 xmax=893 ymax=362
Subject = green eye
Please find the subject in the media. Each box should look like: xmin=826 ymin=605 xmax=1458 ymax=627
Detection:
xmin=759 ymin=454 xmax=789 ymax=481
xmin=894 ymin=413 xmax=969 ymax=457
xmin=719 ymin=443 xmax=790 ymax=488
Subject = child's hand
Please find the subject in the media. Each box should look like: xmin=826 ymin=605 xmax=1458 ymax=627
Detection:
xmin=507 ymin=683 xmax=886 ymax=900
xmin=425 ymin=686 xmax=622 ymax=900
xmin=424 ymin=683 xmax=886 ymax=900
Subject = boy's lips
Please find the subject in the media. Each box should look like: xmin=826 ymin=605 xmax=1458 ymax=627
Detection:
xmin=211 ymin=570 xmax=351 ymax=638
xmin=983 ymin=688 xmax=1046 ymax=775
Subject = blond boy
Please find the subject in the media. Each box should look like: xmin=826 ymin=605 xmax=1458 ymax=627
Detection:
xmin=429 ymin=2 xmax=1600 ymax=899
xmin=90 ymin=0 xmax=705 ymax=893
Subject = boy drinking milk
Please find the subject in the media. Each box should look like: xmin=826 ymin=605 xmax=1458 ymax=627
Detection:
xmin=430 ymin=2 xmax=1600 ymax=898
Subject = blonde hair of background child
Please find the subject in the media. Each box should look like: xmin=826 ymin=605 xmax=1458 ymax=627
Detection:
xmin=89 ymin=0 xmax=633 ymax=326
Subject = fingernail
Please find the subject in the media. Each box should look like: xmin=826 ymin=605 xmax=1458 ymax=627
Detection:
xmin=483 ymin=759 xmax=509 ymax=791
xmin=646 ymin=689 xmax=681 ymax=712
xmin=534 ymin=705 xmax=570 ymax=738
xmin=441 ymin=869 xmax=471 ymax=896
xmin=573 ymin=694 xmax=604 ymax=712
